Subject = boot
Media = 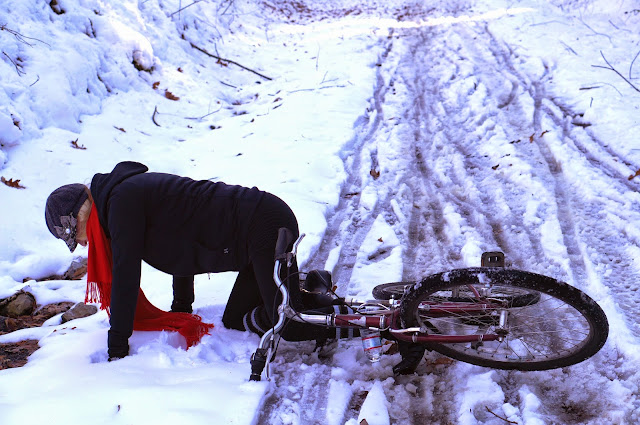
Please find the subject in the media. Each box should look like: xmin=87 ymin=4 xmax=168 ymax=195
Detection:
xmin=392 ymin=341 xmax=426 ymax=375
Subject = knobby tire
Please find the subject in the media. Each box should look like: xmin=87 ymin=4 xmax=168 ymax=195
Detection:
xmin=397 ymin=267 xmax=608 ymax=371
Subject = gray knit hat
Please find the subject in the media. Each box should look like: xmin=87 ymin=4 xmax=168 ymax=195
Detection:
xmin=45 ymin=184 xmax=89 ymax=252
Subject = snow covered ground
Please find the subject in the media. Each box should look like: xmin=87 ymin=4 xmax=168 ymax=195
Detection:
xmin=1 ymin=0 xmax=639 ymax=423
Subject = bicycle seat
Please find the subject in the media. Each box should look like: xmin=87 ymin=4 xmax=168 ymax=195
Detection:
xmin=300 ymin=270 xmax=336 ymax=309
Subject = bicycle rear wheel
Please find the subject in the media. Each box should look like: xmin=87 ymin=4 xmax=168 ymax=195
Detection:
xmin=374 ymin=281 xmax=540 ymax=307
xmin=399 ymin=268 xmax=608 ymax=371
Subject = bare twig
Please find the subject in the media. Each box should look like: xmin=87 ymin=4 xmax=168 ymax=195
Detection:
xmin=591 ymin=51 xmax=640 ymax=93
xmin=0 ymin=24 xmax=51 ymax=47
xmin=2 ymin=51 xmax=25 ymax=75
xmin=630 ymin=49 xmax=640 ymax=80
xmin=219 ymin=80 xmax=237 ymax=89
xmin=152 ymin=106 xmax=161 ymax=127
xmin=580 ymin=81 xmax=623 ymax=96
xmin=185 ymin=106 xmax=223 ymax=121
xmin=169 ymin=0 xmax=204 ymax=18
xmin=608 ymin=19 xmax=632 ymax=33
xmin=288 ymin=84 xmax=347 ymax=94
xmin=559 ymin=41 xmax=578 ymax=56
xmin=219 ymin=0 xmax=235 ymax=16
xmin=189 ymin=42 xmax=273 ymax=81
xmin=579 ymin=18 xmax=613 ymax=43
xmin=485 ymin=406 xmax=517 ymax=424
xmin=529 ymin=20 xmax=564 ymax=27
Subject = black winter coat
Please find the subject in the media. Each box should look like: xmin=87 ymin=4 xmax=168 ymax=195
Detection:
xmin=90 ymin=161 xmax=265 ymax=349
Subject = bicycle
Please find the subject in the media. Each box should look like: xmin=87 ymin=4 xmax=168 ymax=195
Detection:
xmin=249 ymin=228 xmax=609 ymax=381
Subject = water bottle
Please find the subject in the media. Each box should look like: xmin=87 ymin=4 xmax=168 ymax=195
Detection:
xmin=361 ymin=328 xmax=382 ymax=362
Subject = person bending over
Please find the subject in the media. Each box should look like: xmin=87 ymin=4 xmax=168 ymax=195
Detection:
xmin=45 ymin=161 xmax=424 ymax=373
xmin=44 ymin=161 xmax=334 ymax=359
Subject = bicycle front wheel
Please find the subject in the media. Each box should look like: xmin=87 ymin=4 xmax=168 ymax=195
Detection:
xmin=400 ymin=268 xmax=608 ymax=371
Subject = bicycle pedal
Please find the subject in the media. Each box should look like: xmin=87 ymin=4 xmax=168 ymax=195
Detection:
xmin=481 ymin=252 xmax=505 ymax=267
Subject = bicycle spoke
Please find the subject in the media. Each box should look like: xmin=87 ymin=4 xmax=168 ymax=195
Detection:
xmin=414 ymin=287 xmax=595 ymax=361
xmin=399 ymin=268 xmax=608 ymax=370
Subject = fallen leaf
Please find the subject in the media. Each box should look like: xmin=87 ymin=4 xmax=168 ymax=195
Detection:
xmin=433 ymin=357 xmax=455 ymax=366
xmin=1 ymin=177 xmax=26 ymax=189
xmin=164 ymin=90 xmax=180 ymax=101
xmin=370 ymin=169 xmax=380 ymax=179
xmin=152 ymin=81 xmax=160 ymax=90
xmin=629 ymin=170 xmax=640 ymax=181
xmin=70 ymin=139 xmax=86 ymax=150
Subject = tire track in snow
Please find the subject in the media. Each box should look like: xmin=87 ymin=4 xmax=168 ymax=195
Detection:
xmin=479 ymin=29 xmax=640 ymax=341
xmin=257 ymin=25 xmax=441 ymax=425
xmin=397 ymin=25 xmax=545 ymax=272
xmin=257 ymin=3 xmax=640 ymax=424
xmin=304 ymin=30 xmax=397 ymax=287
xmin=384 ymin=21 xmax=639 ymax=424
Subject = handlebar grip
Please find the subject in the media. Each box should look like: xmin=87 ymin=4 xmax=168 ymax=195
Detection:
xmin=274 ymin=227 xmax=294 ymax=260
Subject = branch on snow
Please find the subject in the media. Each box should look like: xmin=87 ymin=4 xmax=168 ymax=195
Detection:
xmin=630 ymin=49 xmax=640 ymax=81
xmin=2 ymin=51 xmax=25 ymax=76
xmin=485 ymin=406 xmax=518 ymax=424
xmin=152 ymin=106 xmax=161 ymax=127
xmin=0 ymin=24 xmax=51 ymax=47
xmin=1 ymin=24 xmax=51 ymax=78
xmin=189 ymin=42 xmax=273 ymax=81
xmin=591 ymin=51 xmax=640 ymax=93
xmin=169 ymin=0 xmax=205 ymax=18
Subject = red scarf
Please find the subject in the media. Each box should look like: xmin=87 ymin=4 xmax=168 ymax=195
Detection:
xmin=85 ymin=207 xmax=213 ymax=348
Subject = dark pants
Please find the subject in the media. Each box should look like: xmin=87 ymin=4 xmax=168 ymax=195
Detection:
xmin=170 ymin=192 xmax=329 ymax=341
xmin=221 ymin=192 xmax=329 ymax=341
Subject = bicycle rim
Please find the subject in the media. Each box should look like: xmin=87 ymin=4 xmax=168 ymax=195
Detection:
xmin=374 ymin=281 xmax=539 ymax=306
xmin=400 ymin=268 xmax=609 ymax=371
xmin=372 ymin=282 xmax=413 ymax=300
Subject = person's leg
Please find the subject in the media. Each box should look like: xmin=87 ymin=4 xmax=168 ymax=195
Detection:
xmin=171 ymin=275 xmax=195 ymax=313
xmin=246 ymin=192 xmax=338 ymax=341
xmin=222 ymin=264 xmax=263 ymax=331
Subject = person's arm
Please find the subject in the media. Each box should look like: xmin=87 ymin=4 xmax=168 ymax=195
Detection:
xmin=106 ymin=187 xmax=146 ymax=359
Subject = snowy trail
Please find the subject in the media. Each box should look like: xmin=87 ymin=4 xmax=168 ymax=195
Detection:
xmin=259 ymin=3 xmax=640 ymax=424
xmin=2 ymin=0 xmax=639 ymax=424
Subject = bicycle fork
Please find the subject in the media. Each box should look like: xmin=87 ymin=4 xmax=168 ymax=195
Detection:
xmin=250 ymin=229 xmax=304 ymax=382
xmin=249 ymin=259 xmax=290 ymax=381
